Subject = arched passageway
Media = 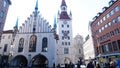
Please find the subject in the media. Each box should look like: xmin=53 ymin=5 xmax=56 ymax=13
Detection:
xmin=64 ymin=57 xmax=72 ymax=68
xmin=10 ymin=55 xmax=28 ymax=67
xmin=30 ymin=54 xmax=48 ymax=67
xmin=64 ymin=57 xmax=71 ymax=64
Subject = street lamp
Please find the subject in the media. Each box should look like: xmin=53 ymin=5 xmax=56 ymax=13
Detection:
xmin=28 ymin=54 xmax=31 ymax=64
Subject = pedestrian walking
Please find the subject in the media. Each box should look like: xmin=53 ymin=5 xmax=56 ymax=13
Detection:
xmin=95 ymin=62 xmax=101 ymax=68
xmin=20 ymin=63 xmax=23 ymax=68
xmin=57 ymin=64 xmax=60 ymax=68
xmin=77 ymin=63 xmax=80 ymax=68
xmin=110 ymin=61 xmax=116 ymax=68
xmin=87 ymin=61 xmax=94 ymax=68
xmin=28 ymin=62 xmax=32 ymax=68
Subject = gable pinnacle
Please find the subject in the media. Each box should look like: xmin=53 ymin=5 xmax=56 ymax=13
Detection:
xmin=14 ymin=18 xmax=18 ymax=30
xmin=54 ymin=16 xmax=57 ymax=29
xmin=35 ymin=0 xmax=38 ymax=11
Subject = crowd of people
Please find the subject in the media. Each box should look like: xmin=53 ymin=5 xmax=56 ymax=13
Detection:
xmin=86 ymin=61 xmax=118 ymax=68
xmin=56 ymin=60 xmax=118 ymax=68
xmin=57 ymin=60 xmax=119 ymax=68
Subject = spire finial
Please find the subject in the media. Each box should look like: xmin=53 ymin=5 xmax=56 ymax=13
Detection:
xmin=61 ymin=0 xmax=67 ymax=7
xmin=54 ymin=16 xmax=57 ymax=29
xmin=14 ymin=18 xmax=18 ymax=30
xmin=35 ymin=0 xmax=38 ymax=11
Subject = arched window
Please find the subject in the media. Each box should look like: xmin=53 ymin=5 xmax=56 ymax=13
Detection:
xmin=0 ymin=10 xmax=4 ymax=18
xmin=18 ymin=38 xmax=24 ymax=52
xmin=42 ymin=37 xmax=48 ymax=52
xmin=4 ymin=44 xmax=8 ymax=52
xmin=29 ymin=35 xmax=37 ymax=52
xmin=118 ymin=16 xmax=120 ymax=22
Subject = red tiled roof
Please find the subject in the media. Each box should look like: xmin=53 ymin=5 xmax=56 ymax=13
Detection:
xmin=60 ymin=12 xmax=71 ymax=19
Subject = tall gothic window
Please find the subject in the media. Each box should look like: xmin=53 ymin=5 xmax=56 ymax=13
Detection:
xmin=18 ymin=38 xmax=24 ymax=52
xmin=4 ymin=44 xmax=8 ymax=52
xmin=64 ymin=48 xmax=69 ymax=54
xmin=42 ymin=37 xmax=48 ymax=52
xmin=29 ymin=35 xmax=37 ymax=52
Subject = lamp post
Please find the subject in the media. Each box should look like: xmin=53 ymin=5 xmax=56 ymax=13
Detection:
xmin=28 ymin=54 xmax=31 ymax=64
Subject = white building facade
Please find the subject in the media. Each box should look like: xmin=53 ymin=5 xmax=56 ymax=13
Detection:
xmin=56 ymin=0 xmax=75 ymax=65
xmin=83 ymin=35 xmax=95 ymax=61
xmin=0 ymin=30 xmax=13 ymax=64
xmin=83 ymin=21 xmax=96 ymax=64
xmin=74 ymin=34 xmax=84 ymax=64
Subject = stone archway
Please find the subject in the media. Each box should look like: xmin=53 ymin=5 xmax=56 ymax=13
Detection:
xmin=30 ymin=54 xmax=48 ymax=67
xmin=10 ymin=55 xmax=28 ymax=67
xmin=64 ymin=57 xmax=71 ymax=64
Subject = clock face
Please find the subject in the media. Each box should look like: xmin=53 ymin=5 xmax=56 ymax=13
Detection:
xmin=63 ymin=31 xmax=69 ymax=38
xmin=63 ymin=21 xmax=67 ymax=24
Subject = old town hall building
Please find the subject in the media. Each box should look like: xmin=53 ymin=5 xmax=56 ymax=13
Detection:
xmin=0 ymin=0 xmax=79 ymax=67
xmin=1 ymin=0 xmax=56 ymax=67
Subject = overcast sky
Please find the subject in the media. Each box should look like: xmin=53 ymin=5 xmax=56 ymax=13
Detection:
xmin=4 ymin=0 xmax=110 ymax=39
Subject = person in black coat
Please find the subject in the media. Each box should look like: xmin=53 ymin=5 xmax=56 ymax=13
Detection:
xmin=95 ymin=63 xmax=101 ymax=68
xmin=87 ymin=61 xmax=94 ymax=68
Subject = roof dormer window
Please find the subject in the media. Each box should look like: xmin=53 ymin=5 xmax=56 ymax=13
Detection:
xmin=109 ymin=0 xmax=115 ymax=6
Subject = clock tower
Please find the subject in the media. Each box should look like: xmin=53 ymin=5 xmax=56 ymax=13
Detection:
xmin=56 ymin=0 xmax=75 ymax=65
